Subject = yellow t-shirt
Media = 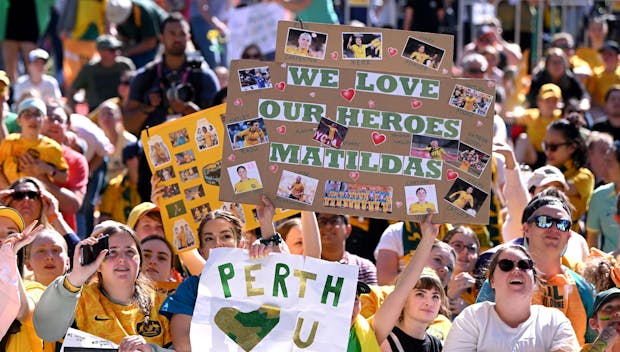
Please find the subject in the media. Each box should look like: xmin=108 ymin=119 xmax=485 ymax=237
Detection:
xmin=518 ymin=108 xmax=562 ymax=153
xmin=289 ymin=182 xmax=305 ymax=197
xmin=463 ymin=96 xmax=477 ymax=111
xmin=350 ymin=44 xmax=368 ymax=59
xmin=587 ymin=66 xmax=620 ymax=107
xmin=75 ymin=283 xmax=171 ymax=346
xmin=410 ymin=51 xmax=430 ymax=64
xmin=99 ymin=173 xmax=140 ymax=224
xmin=236 ymin=128 xmax=265 ymax=147
xmin=408 ymin=202 xmax=436 ymax=215
xmin=459 ymin=159 xmax=471 ymax=172
xmin=234 ymin=178 xmax=261 ymax=193
xmin=450 ymin=191 xmax=474 ymax=209
xmin=5 ymin=280 xmax=46 ymax=352
xmin=575 ymin=46 xmax=603 ymax=71
xmin=562 ymin=163 xmax=594 ymax=226
xmin=328 ymin=126 xmax=338 ymax=140
xmin=285 ymin=46 xmax=311 ymax=57
xmin=426 ymin=147 xmax=446 ymax=160
xmin=0 ymin=134 xmax=68 ymax=184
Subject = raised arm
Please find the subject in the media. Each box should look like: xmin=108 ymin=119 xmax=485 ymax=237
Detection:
xmin=301 ymin=211 xmax=320 ymax=258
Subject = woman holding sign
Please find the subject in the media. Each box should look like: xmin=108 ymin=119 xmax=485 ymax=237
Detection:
xmin=33 ymin=221 xmax=173 ymax=351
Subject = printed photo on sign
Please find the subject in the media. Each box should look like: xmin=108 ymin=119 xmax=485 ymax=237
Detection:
xmin=227 ymin=118 xmax=269 ymax=150
xmin=313 ymin=117 xmax=348 ymax=149
xmin=239 ymin=66 xmax=273 ymax=91
xmin=402 ymin=37 xmax=445 ymax=70
xmin=342 ymin=32 xmax=382 ymax=60
xmin=196 ymin=121 xmax=219 ymax=151
xmin=162 ymin=183 xmax=181 ymax=199
xmin=191 ymin=203 xmax=212 ymax=223
xmin=173 ymin=219 xmax=195 ymax=251
xmin=221 ymin=202 xmax=246 ymax=224
xmin=448 ymin=84 xmax=494 ymax=116
xmin=147 ymin=135 xmax=171 ymax=168
xmin=405 ymin=185 xmax=438 ymax=215
xmin=228 ymin=161 xmax=263 ymax=194
xmin=284 ymin=27 xmax=327 ymax=60
xmin=166 ymin=200 xmax=187 ymax=218
xmin=169 ymin=128 xmax=190 ymax=147
xmin=202 ymin=161 xmax=221 ymax=186
xmin=175 ymin=149 xmax=196 ymax=165
xmin=180 ymin=166 xmax=200 ymax=183
xmin=410 ymin=135 xmax=459 ymax=162
xmin=184 ymin=184 xmax=205 ymax=202
xmin=324 ymin=180 xmax=393 ymax=213
xmin=447 ymin=142 xmax=491 ymax=178
xmin=444 ymin=178 xmax=488 ymax=217
xmin=276 ymin=170 xmax=319 ymax=205
xmin=155 ymin=166 xmax=175 ymax=181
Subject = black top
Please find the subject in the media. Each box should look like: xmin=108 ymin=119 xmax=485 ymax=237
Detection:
xmin=387 ymin=326 xmax=443 ymax=352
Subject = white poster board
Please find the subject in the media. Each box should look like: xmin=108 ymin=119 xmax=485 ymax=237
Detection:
xmin=191 ymin=248 xmax=358 ymax=351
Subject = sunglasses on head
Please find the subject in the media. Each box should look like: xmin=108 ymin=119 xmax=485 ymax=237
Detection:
xmin=528 ymin=215 xmax=571 ymax=232
xmin=497 ymin=258 xmax=534 ymax=272
xmin=542 ymin=142 xmax=570 ymax=152
xmin=12 ymin=190 xmax=40 ymax=200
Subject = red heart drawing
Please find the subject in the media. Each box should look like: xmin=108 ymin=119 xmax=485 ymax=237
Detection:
xmin=368 ymin=100 xmax=376 ymax=108
xmin=331 ymin=51 xmax=339 ymax=60
xmin=388 ymin=47 xmax=398 ymax=56
xmin=276 ymin=125 xmax=286 ymax=135
xmin=349 ymin=171 xmax=360 ymax=181
xmin=269 ymin=165 xmax=278 ymax=173
xmin=341 ymin=88 xmax=356 ymax=101
xmin=275 ymin=81 xmax=286 ymax=91
xmin=411 ymin=99 xmax=422 ymax=109
xmin=233 ymin=98 xmax=243 ymax=107
xmin=447 ymin=169 xmax=458 ymax=180
xmin=227 ymin=154 xmax=235 ymax=162
xmin=371 ymin=132 xmax=386 ymax=146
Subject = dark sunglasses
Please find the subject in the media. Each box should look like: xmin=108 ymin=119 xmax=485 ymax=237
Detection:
xmin=542 ymin=142 xmax=570 ymax=152
xmin=12 ymin=190 xmax=40 ymax=200
xmin=528 ymin=215 xmax=571 ymax=232
xmin=119 ymin=80 xmax=130 ymax=86
xmin=497 ymin=259 xmax=534 ymax=272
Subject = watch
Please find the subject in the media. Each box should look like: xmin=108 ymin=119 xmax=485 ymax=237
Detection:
xmin=259 ymin=232 xmax=283 ymax=247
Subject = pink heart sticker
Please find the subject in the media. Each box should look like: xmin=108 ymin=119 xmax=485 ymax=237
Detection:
xmin=275 ymin=81 xmax=286 ymax=91
xmin=227 ymin=154 xmax=235 ymax=162
xmin=331 ymin=51 xmax=339 ymax=60
xmin=309 ymin=91 xmax=316 ymax=98
xmin=477 ymin=120 xmax=483 ymax=127
xmin=488 ymin=80 xmax=495 ymax=88
xmin=388 ymin=47 xmax=398 ymax=57
xmin=280 ymin=63 xmax=287 ymax=68
xmin=442 ymin=68 xmax=448 ymax=75
xmin=349 ymin=171 xmax=360 ymax=181
xmin=233 ymin=98 xmax=243 ymax=107
xmin=368 ymin=100 xmax=376 ymax=108
xmin=341 ymin=88 xmax=356 ymax=101
xmin=276 ymin=125 xmax=286 ymax=135
xmin=395 ymin=201 xmax=403 ymax=208
xmin=411 ymin=99 xmax=422 ymax=109
xmin=371 ymin=132 xmax=386 ymax=146
xmin=447 ymin=169 xmax=458 ymax=180
xmin=269 ymin=165 xmax=278 ymax=173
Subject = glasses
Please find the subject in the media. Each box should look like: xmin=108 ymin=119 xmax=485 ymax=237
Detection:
xmin=119 ymin=80 xmax=130 ymax=86
xmin=542 ymin=142 xmax=570 ymax=152
xmin=317 ymin=217 xmax=344 ymax=227
xmin=12 ymin=190 xmax=40 ymax=200
xmin=528 ymin=215 xmax=572 ymax=232
xmin=450 ymin=242 xmax=477 ymax=254
xmin=497 ymin=259 xmax=534 ymax=272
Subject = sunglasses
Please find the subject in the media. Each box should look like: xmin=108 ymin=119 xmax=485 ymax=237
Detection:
xmin=12 ymin=190 xmax=40 ymax=200
xmin=497 ymin=259 xmax=534 ymax=272
xmin=528 ymin=215 xmax=571 ymax=232
xmin=542 ymin=142 xmax=570 ymax=152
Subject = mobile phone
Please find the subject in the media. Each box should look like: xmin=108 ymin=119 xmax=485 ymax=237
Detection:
xmin=80 ymin=234 xmax=109 ymax=266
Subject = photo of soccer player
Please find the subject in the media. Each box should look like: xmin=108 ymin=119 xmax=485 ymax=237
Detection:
xmin=402 ymin=37 xmax=445 ymax=70
xmin=238 ymin=66 xmax=273 ymax=91
xmin=228 ymin=161 xmax=263 ymax=194
xmin=410 ymin=135 xmax=459 ymax=161
xmin=284 ymin=27 xmax=328 ymax=60
xmin=227 ymin=118 xmax=269 ymax=150
xmin=312 ymin=117 xmax=348 ymax=149
xmin=342 ymin=32 xmax=382 ymax=59
xmin=448 ymin=84 xmax=494 ymax=117
xmin=276 ymin=170 xmax=319 ymax=205
xmin=444 ymin=178 xmax=488 ymax=216
xmin=446 ymin=142 xmax=491 ymax=178
xmin=405 ymin=185 xmax=438 ymax=215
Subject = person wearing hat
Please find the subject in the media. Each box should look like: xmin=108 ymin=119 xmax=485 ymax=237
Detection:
xmin=514 ymin=82 xmax=564 ymax=168
xmin=67 ymin=35 xmax=135 ymax=111
xmin=98 ymin=142 xmax=142 ymax=225
xmin=0 ymin=98 xmax=68 ymax=189
xmin=105 ymin=0 xmax=168 ymax=68
xmin=586 ymin=141 xmax=620 ymax=252
xmin=12 ymin=49 xmax=62 ymax=103
xmin=587 ymin=40 xmax=620 ymax=112
xmin=583 ymin=287 xmax=620 ymax=351
xmin=126 ymin=201 xmax=164 ymax=241
xmin=527 ymin=165 xmax=570 ymax=195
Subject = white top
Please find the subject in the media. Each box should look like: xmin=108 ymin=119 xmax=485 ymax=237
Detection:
xmin=443 ymin=302 xmax=579 ymax=352
xmin=374 ymin=221 xmax=405 ymax=259
xmin=13 ymin=74 xmax=62 ymax=102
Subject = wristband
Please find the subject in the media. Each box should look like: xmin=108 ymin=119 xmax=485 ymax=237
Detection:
xmin=63 ymin=275 xmax=82 ymax=293
xmin=259 ymin=232 xmax=283 ymax=247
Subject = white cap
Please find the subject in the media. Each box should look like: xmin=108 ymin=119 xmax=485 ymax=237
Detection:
xmin=106 ymin=0 xmax=132 ymax=24
xmin=527 ymin=165 xmax=569 ymax=192
xmin=28 ymin=48 xmax=49 ymax=62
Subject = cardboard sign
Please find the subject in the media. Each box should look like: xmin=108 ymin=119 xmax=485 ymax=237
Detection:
xmin=220 ymin=59 xmax=494 ymax=224
xmin=275 ymin=20 xmax=454 ymax=76
xmin=227 ymin=3 xmax=286 ymax=62
xmin=191 ymin=248 xmax=358 ymax=351
xmin=141 ymin=105 xmax=299 ymax=253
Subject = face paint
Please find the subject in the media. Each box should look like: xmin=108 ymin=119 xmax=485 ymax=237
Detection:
xmin=600 ymin=315 xmax=611 ymax=321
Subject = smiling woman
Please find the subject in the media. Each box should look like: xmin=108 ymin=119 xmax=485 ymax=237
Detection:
xmin=444 ymin=245 xmax=580 ymax=351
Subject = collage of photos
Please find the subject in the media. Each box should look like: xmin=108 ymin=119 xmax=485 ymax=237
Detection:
xmin=342 ymin=32 xmax=382 ymax=60
xmin=228 ymin=161 xmax=264 ymax=194
xmin=191 ymin=203 xmax=212 ymax=223
xmin=173 ymin=220 xmax=196 ymax=251
xmin=180 ymin=166 xmax=200 ymax=183
xmin=276 ymin=170 xmax=319 ymax=205
xmin=238 ymin=66 xmax=273 ymax=91
xmin=196 ymin=119 xmax=219 ymax=151
xmin=410 ymin=135 xmax=459 ymax=162
xmin=148 ymin=136 xmax=172 ymax=168
xmin=169 ymin=128 xmax=190 ymax=147
xmin=405 ymin=185 xmax=439 ymax=215
xmin=447 ymin=142 xmax=491 ymax=178
xmin=155 ymin=166 xmax=176 ymax=182
xmin=402 ymin=37 xmax=445 ymax=70
xmin=323 ymin=180 xmax=393 ymax=213
xmin=227 ymin=118 xmax=269 ymax=150
xmin=184 ymin=184 xmax=206 ymax=202
xmin=443 ymin=178 xmax=488 ymax=217
xmin=312 ymin=117 xmax=348 ymax=149
xmin=284 ymin=28 xmax=328 ymax=60
xmin=448 ymin=84 xmax=494 ymax=117
xmin=175 ymin=149 xmax=196 ymax=165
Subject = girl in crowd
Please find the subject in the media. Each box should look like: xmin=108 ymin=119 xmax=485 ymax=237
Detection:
xmin=141 ymin=235 xmax=174 ymax=284
xmin=443 ymin=226 xmax=480 ymax=317
xmin=277 ymin=217 xmax=304 ymax=255
xmin=444 ymin=245 xmax=579 ymax=351
xmin=543 ymin=119 xmax=594 ymax=231
xmin=373 ymin=213 xmax=445 ymax=351
xmin=33 ymin=221 xmax=172 ymax=351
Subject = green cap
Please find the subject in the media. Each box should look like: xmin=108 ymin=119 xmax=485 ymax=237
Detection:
xmin=591 ymin=287 xmax=620 ymax=318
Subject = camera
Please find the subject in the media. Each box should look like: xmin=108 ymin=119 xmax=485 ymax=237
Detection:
xmin=80 ymin=234 xmax=110 ymax=266
xmin=166 ymin=83 xmax=195 ymax=102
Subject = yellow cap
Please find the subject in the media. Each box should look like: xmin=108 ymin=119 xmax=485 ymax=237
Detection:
xmin=126 ymin=202 xmax=159 ymax=230
xmin=0 ymin=70 xmax=9 ymax=86
xmin=538 ymin=83 xmax=562 ymax=101
xmin=0 ymin=206 xmax=25 ymax=232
